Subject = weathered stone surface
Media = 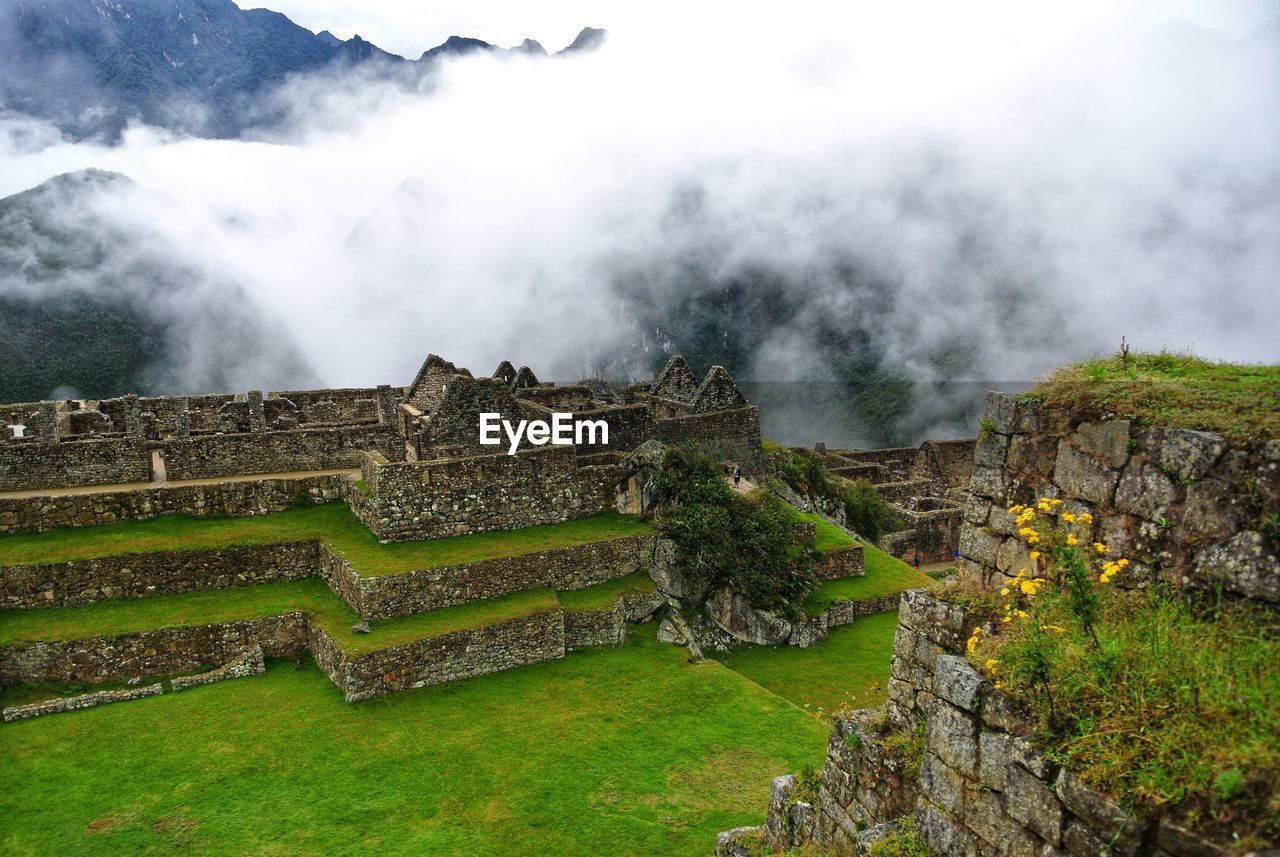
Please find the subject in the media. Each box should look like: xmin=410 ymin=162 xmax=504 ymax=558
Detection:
xmin=1053 ymin=442 xmax=1120 ymax=507
xmin=1114 ymin=461 xmax=1178 ymax=519
xmin=965 ymin=496 xmax=993 ymax=526
xmin=765 ymin=774 xmax=797 ymax=843
xmin=1180 ymin=478 xmax=1239 ymax=542
xmin=960 ymin=524 xmax=1002 ymax=568
xmin=1006 ymin=434 xmax=1058 ymax=482
xmin=970 ymin=466 xmax=1007 ymax=501
xmin=1072 ymin=422 xmax=1131 ymax=469
xmin=927 ymin=700 xmax=979 ymax=777
xmin=1191 ymin=531 xmax=1280 ymax=602
xmin=706 ymin=588 xmax=793 ymax=644
xmin=1005 ymin=763 xmax=1063 ymax=846
xmin=1149 ymin=428 xmax=1227 ymax=482
xmin=976 ymin=432 xmax=1011 ymax=470
xmin=986 ymin=392 xmax=1042 ymax=435
xmin=1156 ymin=818 xmax=1228 ymax=857
xmin=979 ymin=730 xmax=1012 ymax=790
xmin=997 ymin=536 xmax=1036 ymax=577
xmin=170 ymin=644 xmax=266 ymax=691
xmin=787 ymin=615 xmax=829 ymax=648
xmin=1055 ymin=769 xmax=1144 ymax=855
xmin=920 ymin=752 xmax=965 ymax=813
xmin=917 ymin=800 xmax=981 ymax=857
xmin=1061 ymin=818 xmax=1103 ymax=857
xmin=656 ymin=615 xmax=688 ymax=645
xmin=934 ymin=655 xmax=984 ymax=712
xmin=980 ymin=684 xmax=1035 ymax=737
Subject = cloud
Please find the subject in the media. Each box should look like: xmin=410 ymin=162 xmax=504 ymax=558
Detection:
xmin=0 ymin=1 xmax=1276 ymax=442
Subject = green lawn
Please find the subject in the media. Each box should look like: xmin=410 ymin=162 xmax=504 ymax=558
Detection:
xmin=0 ymin=634 xmax=829 ymax=856
xmin=712 ymin=611 xmax=900 ymax=716
xmin=0 ymin=506 xmax=654 ymax=578
xmin=802 ymin=540 xmax=935 ymax=617
xmin=1030 ymin=352 xmax=1280 ymax=445
xmin=790 ymin=509 xmax=857 ymax=554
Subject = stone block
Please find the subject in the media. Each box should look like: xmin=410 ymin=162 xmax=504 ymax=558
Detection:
xmin=1072 ymin=421 xmax=1131 ymax=469
xmin=985 ymin=392 xmax=1042 ymax=435
xmin=988 ymin=503 xmax=1017 ymax=535
xmin=1004 ymin=763 xmax=1063 ymax=846
xmin=920 ymin=752 xmax=965 ymax=813
xmin=1006 ymin=434 xmax=1058 ymax=481
xmin=980 ymin=685 xmax=1034 ymax=736
xmin=917 ymin=800 xmax=982 ymax=857
xmin=997 ymin=536 xmax=1035 ymax=577
xmin=1156 ymin=818 xmax=1228 ymax=857
xmin=1180 ymin=479 xmax=1239 ymax=543
xmin=1061 ymin=818 xmax=1102 ymax=857
xmin=970 ymin=466 xmax=1007 ymax=501
xmin=1191 ymin=531 xmax=1280 ymax=603
xmin=927 ymin=701 xmax=979 ymax=777
xmin=765 ymin=774 xmax=796 ymax=839
xmin=1150 ymin=428 xmax=1227 ymax=482
xmin=934 ymin=655 xmax=984 ymax=712
xmin=976 ymin=432 xmax=1011 ymax=469
xmin=1055 ymin=769 xmax=1145 ymax=856
xmin=960 ymin=524 xmax=1002 ymax=568
xmin=979 ymin=730 xmax=1012 ymax=790
xmin=966 ymin=495 xmax=994 ymax=526
xmin=1053 ymin=443 xmax=1120 ymax=507
xmin=1114 ymin=461 xmax=1178 ymax=520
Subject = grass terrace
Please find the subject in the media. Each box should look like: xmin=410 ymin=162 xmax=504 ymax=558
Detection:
xmin=1029 ymin=352 xmax=1280 ymax=445
xmin=802 ymin=539 xmax=935 ymax=617
xmin=790 ymin=509 xmax=858 ymax=554
xmin=0 ymin=505 xmax=654 ymax=577
xmin=556 ymin=572 xmax=657 ymax=613
xmin=0 ymin=578 xmax=573 ymax=657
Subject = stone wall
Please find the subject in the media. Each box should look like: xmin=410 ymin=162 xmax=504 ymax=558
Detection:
xmin=3 ymin=682 xmax=164 ymax=723
xmin=655 ymin=405 xmax=765 ymax=480
xmin=960 ymin=392 xmax=1280 ymax=604
xmin=161 ymin=423 xmax=403 ymax=481
xmin=325 ymin=535 xmax=666 ymax=620
xmin=170 ymin=645 xmax=266 ymax=691
xmin=313 ymin=610 xmax=566 ymax=702
xmin=563 ymin=590 xmax=664 ymax=650
xmin=0 ymin=473 xmax=347 ymax=535
xmin=722 ymin=588 xmax=1230 ymax=857
xmin=350 ymin=446 xmax=615 ymax=542
xmin=0 ymin=614 xmax=309 ymax=685
xmin=814 ymin=545 xmax=865 ymax=580
xmin=880 ymin=505 xmax=963 ymax=565
xmin=1 ymin=542 xmax=319 ymax=610
xmin=0 ymin=437 xmax=150 ymax=491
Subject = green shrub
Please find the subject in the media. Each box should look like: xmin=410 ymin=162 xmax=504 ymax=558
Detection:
xmin=842 ymin=479 xmax=894 ymax=543
xmin=655 ymin=444 xmax=814 ymax=612
xmin=765 ymin=444 xmax=895 ymax=542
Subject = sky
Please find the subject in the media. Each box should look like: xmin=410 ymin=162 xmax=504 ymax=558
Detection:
xmin=1 ymin=0 xmax=1277 ymax=441
xmin=251 ymin=0 xmax=1280 ymax=58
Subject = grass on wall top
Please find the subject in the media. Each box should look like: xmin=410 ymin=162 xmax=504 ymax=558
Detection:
xmin=0 ymin=505 xmax=654 ymax=577
xmin=1028 ymin=352 xmax=1280 ymax=445
xmin=790 ymin=509 xmax=858 ymax=554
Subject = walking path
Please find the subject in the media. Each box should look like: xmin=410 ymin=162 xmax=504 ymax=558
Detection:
xmin=0 ymin=468 xmax=360 ymax=500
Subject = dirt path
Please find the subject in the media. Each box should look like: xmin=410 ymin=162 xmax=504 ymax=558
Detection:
xmin=0 ymin=468 xmax=360 ymax=500
xmin=727 ymin=476 xmax=758 ymax=494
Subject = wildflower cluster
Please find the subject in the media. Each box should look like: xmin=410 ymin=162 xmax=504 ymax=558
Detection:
xmin=971 ymin=497 xmax=1135 ymax=718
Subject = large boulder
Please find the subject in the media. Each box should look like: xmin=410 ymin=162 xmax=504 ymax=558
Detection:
xmin=707 ymin=588 xmax=793 ymax=645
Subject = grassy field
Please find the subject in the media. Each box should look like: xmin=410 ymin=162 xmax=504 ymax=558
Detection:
xmin=712 ymin=611 xmax=900 ymax=716
xmin=0 ymin=634 xmax=829 ymax=856
xmin=802 ymin=540 xmax=935 ymax=617
xmin=0 ymin=506 xmax=654 ymax=577
xmin=1029 ymin=352 xmax=1280 ymax=444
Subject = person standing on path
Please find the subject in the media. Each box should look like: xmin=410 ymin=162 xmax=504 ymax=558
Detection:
xmin=913 ymin=552 xmax=922 ymax=571
xmin=732 ymin=465 xmax=741 ymax=487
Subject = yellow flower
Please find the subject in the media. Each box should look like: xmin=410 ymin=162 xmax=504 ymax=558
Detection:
xmin=1117 ymin=558 xmax=1129 ymax=568
xmin=984 ymin=658 xmax=998 ymax=672
xmin=1051 ymin=498 xmax=1063 ymax=506
xmin=1000 ymin=588 xmax=1010 ymax=596
xmin=1015 ymin=609 xmax=1029 ymax=619
xmin=1002 ymin=616 xmax=1012 ymax=623
xmin=1027 ymin=533 xmax=1040 ymax=544
xmin=1020 ymin=579 xmax=1042 ymax=596
xmin=1066 ymin=534 xmax=1079 ymax=546
xmin=1037 ymin=500 xmax=1052 ymax=512
xmin=994 ymin=680 xmax=1003 ymax=689
xmin=1029 ymin=550 xmax=1041 ymax=560
xmin=1062 ymin=512 xmax=1076 ymax=523
xmin=1078 ymin=512 xmax=1093 ymax=524
xmin=1093 ymin=542 xmax=1107 ymax=554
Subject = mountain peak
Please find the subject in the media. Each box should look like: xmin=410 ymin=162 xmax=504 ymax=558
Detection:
xmin=557 ymin=27 xmax=607 ymax=56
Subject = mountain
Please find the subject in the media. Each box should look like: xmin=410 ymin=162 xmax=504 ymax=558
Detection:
xmin=0 ymin=1 xmax=608 ymax=141
xmin=0 ymin=169 xmax=323 ymax=402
